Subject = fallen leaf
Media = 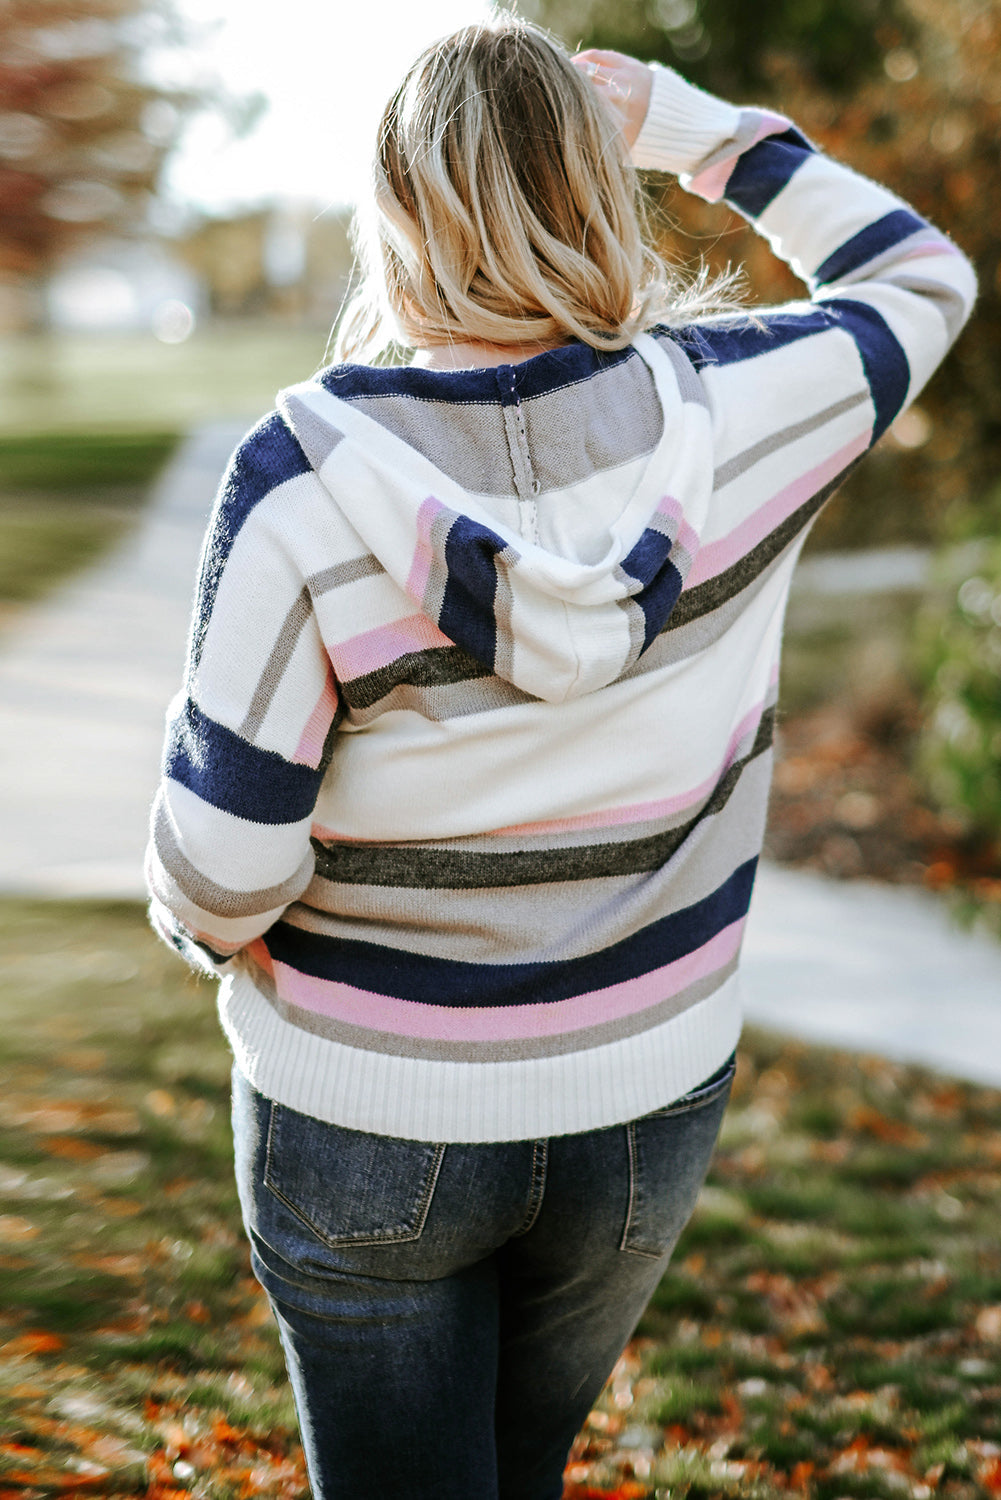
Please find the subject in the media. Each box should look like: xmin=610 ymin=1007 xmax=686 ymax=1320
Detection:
xmin=0 ymin=1217 xmax=39 ymax=1244
xmin=2 ymin=1331 xmax=65 ymax=1356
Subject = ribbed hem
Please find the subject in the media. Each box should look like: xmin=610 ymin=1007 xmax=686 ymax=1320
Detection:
xmin=631 ymin=63 xmax=743 ymax=176
xmin=217 ymin=970 xmax=743 ymax=1142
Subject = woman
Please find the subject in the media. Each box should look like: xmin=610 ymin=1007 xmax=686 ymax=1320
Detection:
xmin=146 ymin=18 xmax=974 ymax=1499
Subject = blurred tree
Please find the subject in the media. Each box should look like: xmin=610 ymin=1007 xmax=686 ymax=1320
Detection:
xmin=520 ymin=0 xmax=1000 ymax=550
xmin=527 ymin=0 xmax=916 ymax=94
xmin=0 ymin=0 xmax=256 ymax=327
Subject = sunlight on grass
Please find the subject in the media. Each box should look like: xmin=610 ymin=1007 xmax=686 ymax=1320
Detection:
xmin=0 ymin=324 xmax=330 ymax=437
xmin=0 ymin=431 xmax=180 ymax=613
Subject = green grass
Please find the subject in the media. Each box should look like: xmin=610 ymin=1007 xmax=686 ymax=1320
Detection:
xmin=0 ymin=431 xmax=180 ymax=491
xmin=0 ymin=323 xmax=330 ymax=437
xmin=5 ymin=900 xmax=1001 ymax=1499
xmin=0 ymin=431 xmax=180 ymax=613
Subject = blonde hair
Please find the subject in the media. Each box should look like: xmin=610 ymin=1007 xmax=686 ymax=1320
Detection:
xmin=334 ymin=17 xmax=730 ymax=361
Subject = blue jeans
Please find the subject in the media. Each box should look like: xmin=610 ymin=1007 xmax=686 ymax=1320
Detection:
xmin=231 ymin=1054 xmax=735 ymax=1500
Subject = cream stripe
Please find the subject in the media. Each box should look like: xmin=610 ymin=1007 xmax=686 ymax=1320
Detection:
xmin=713 ymin=391 xmax=869 ymax=490
xmin=154 ymin=799 xmax=316 ymax=919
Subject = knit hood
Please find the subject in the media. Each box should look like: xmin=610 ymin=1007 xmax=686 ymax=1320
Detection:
xmin=278 ymin=333 xmax=712 ymax=706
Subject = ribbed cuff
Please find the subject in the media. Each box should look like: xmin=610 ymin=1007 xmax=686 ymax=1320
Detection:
xmin=631 ymin=63 xmax=743 ymax=176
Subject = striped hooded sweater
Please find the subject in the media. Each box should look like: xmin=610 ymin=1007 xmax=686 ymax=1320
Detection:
xmin=146 ymin=65 xmax=975 ymax=1142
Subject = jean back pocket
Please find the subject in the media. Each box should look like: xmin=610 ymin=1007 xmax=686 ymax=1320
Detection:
xmin=265 ymin=1102 xmax=446 ymax=1249
xmin=621 ymin=1055 xmax=735 ymax=1259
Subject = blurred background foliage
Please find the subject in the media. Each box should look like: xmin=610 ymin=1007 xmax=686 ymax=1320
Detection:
xmin=0 ymin=0 xmax=262 ymax=325
xmin=520 ymin=0 xmax=1001 ymax=551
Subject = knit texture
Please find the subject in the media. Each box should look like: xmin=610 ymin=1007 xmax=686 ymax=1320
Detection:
xmin=146 ymin=67 xmax=975 ymax=1142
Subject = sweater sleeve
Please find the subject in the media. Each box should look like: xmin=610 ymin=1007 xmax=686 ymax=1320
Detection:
xmin=145 ymin=413 xmax=341 ymax=975
xmin=632 ymin=65 xmax=977 ymax=442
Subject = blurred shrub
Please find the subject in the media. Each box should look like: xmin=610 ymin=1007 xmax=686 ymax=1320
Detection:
xmin=914 ymin=538 xmax=1001 ymax=845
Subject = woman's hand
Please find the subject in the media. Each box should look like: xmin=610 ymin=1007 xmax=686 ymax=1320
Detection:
xmin=571 ymin=49 xmax=654 ymax=149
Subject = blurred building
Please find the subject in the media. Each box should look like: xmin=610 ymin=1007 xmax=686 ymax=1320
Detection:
xmin=45 ymin=237 xmax=202 ymax=333
xmin=176 ymin=202 xmax=354 ymax=324
xmin=34 ymin=202 xmax=354 ymax=337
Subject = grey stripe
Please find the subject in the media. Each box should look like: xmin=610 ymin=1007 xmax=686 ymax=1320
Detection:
xmin=290 ymin=756 xmax=771 ymax=965
xmin=344 ymin=670 xmax=531 ymax=727
xmin=616 ymin=593 xmax=647 ymax=674
xmin=345 ymin=353 xmax=662 ymax=497
xmin=713 ymin=390 xmax=869 ymax=490
xmin=308 ymin=554 xmax=384 ymax=594
xmin=154 ymin=800 xmax=315 ymax=919
xmin=492 ymin=548 xmax=518 ymax=683
xmin=239 ymin=586 xmax=312 ymax=741
xmin=424 ymin=507 xmax=453 ymax=620
xmin=284 ymin=394 xmax=344 ymax=471
xmin=881 ymin=274 xmax=970 ymax=347
xmin=655 ymin=333 xmax=710 ymax=408
xmin=258 ymin=956 xmax=738 ymax=1062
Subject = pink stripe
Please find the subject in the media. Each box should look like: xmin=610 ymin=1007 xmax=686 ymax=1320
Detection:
xmin=405 ymin=496 xmax=447 ymax=602
xmin=685 ymin=433 xmax=869 ymax=589
xmin=329 ymin=613 xmax=454 ymax=682
xmin=310 ymin=823 xmax=378 ymax=844
xmin=656 ymin=494 xmax=683 ymax=521
xmin=677 ymin=516 xmax=700 ymax=559
xmin=688 ymin=112 xmax=792 ymax=203
xmin=495 ymin=699 xmax=766 ymax=838
xmin=292 ymin=667 xmax=339 ymax=768
xmin=897 ymin=240 xmax=963 ymax=263
xmin=271 ymin=918 xmax=745 ymax=1042
xmin=653 ymin=494 xmax=700 ymax=559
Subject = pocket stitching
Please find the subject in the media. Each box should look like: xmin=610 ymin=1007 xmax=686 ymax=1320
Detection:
xmin=620 ymin=1069 xmax=735 ymax=1258
xmin=644 ymin=1062 xmax=736 ymax=1119
xmin=264 ymin=1107 xmax=447 ymax=1249
xmin=620 ymin=1120 xmax=661 ymax=1259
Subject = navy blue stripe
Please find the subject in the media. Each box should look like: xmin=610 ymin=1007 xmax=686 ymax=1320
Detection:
xmin=437 ymin=515 xmax=506 ymax=670
xmin=670 ymin=308 xmax=833 ymax=372
xmin=164 ymin=698 xmax=323 ymax=825
xmin=725 ymin=127 xmax=814 ymax=217
xmin=191 ymin=413 xmax=312 ymax=671
xmin=815 ymin=209 xmax=927 ymax=286
xmin=636 ymin=561 xmax=684 ymax=650
xmin=265 ymin=859 xmax=757 ymax=1007
xmin=621 ymin=523 xmax=685 ymax=651
xmin=321 ymin=341 xmax=636 ymax=405
xmin=823 ymin=298 xmax=910 ymax=442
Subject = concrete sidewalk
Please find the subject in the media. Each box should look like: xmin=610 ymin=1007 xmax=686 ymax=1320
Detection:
xmin=0 ymin=420 xmax=249 ymax=899
xmin=2 ymin=422 xmax=1000 ymax=1084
